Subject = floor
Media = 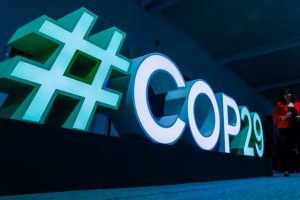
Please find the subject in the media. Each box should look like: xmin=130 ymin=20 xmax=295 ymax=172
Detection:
xmin=1 ymin=172 xmax=300 ymax=200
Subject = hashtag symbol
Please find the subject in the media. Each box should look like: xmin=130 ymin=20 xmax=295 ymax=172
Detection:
xmin=0 ymin=8 xmax=130 ymax=131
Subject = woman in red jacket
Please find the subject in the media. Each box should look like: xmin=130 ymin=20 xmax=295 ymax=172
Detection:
xmin=274 ymin=88 xmax=300 ymax=176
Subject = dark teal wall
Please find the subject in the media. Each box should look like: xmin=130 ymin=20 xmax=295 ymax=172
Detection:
xmin=0 ymin=0 xmax=273 ymax=120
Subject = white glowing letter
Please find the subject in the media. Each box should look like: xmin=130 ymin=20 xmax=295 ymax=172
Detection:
xmin=134 ymin=54 xmax=186 ymax=144
xmin=221 ymin=94 xmax=241 ymax=153
xmin=187 ymin=80 xmax=220 ymax=150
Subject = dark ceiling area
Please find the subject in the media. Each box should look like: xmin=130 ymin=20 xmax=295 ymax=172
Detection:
xmin=142 ymin=0 xmax=300 ymax=103
xmin=227 ymin=46 xmax=300 ymax=88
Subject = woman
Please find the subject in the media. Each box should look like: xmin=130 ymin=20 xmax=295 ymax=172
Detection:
xmin=274 ymin=88 xmax=300 ymax=176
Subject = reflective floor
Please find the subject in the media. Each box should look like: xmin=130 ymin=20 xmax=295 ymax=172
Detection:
xmin=1 ymin=172 xmax=300 ymax=200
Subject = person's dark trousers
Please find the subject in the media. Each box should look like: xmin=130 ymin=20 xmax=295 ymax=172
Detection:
xmin=277 ymin=128 xmax=296 ymax=171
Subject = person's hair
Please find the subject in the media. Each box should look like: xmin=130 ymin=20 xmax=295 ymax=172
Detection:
xmin=279 ymin=88 xmax=295 ymax=103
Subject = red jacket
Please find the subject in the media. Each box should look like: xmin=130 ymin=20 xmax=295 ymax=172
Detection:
xmin=274 ymin=101 xmax=300 ymax=128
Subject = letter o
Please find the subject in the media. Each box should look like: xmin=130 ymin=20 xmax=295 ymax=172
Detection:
xmin=187 ymin=80 xmax=220 ymax=150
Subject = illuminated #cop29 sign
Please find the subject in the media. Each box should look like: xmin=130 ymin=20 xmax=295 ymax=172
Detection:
xmin=0 ymin=8 xmax=264 ymax=157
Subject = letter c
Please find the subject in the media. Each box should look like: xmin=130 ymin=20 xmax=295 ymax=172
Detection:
xmin=134 ymin=54 xmax=186 ymax=144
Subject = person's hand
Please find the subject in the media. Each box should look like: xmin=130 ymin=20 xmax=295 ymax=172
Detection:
xmin=282 ymin=112 xmax=292 ymax=120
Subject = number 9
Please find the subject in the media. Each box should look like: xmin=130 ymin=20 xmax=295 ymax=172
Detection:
xmin=251 ymin=112 xmax=264 ymax=157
